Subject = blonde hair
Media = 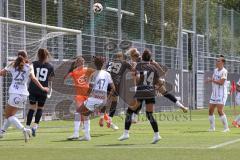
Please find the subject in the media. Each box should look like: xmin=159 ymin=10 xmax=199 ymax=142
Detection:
xmin=129 ymin=48 xmax=140 ymax=58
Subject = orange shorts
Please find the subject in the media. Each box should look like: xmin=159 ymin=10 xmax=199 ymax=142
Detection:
xmin=75 ymin=96 xmax=88 ymax=107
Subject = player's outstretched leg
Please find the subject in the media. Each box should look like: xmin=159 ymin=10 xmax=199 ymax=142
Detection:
xmin=8 ymin=112 xmax=32 ymax=142
xmin=163 ymin=93 xmax=188 ymax=113
xmin=0 ymin=119 xmax=11 ymax=138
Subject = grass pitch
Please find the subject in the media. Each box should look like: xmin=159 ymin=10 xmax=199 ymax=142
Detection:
xmin=1 ymin=107 xmax=240 ymax=160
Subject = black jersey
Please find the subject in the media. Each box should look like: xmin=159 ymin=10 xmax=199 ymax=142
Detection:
xmin=28 ymin=61 xmax=55 ymax=96
xmin=106 ymin=60 xmax=132 ymax=85
xmin=135 ymin=61 xmax=160 ymax=99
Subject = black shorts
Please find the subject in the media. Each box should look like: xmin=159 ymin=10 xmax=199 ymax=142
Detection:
xmin=137 ymin=98 xmax=156 ymax=104
xmin=29 ymin=93 xmax=47 ymax=107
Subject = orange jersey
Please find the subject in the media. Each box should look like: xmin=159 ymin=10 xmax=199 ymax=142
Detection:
xmin=69 ymin=67 xmax=95 ymax=98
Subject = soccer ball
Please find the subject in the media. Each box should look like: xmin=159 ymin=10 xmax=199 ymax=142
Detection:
xmin=93 ymin=3 xmax=103 ymax=14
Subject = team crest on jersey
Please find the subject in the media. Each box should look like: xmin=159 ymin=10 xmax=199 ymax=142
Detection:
xmin=14 ymin=97 xmax=21 ymax=104
xmin=77 ymin=75 xmax=87 ymax=85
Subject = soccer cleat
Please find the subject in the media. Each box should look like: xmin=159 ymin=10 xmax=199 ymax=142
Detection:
xmin=110 ymin=123 xmax=119 ymax=130
xmin=118 ymin=133 xmax=129 ymax=141
xmin=67 ymin=135 xmax=79 ymax=140
xmin=79 ymin=136 xmax=91 ymax=141
xmin=106 ymin=119 xmax=113 ymax=128
xmin=232 ymin=121 xmax=239 ymax=128
xmin=23 ymin=128 xmax=32 ymax=143
xmin=99 ymin=118 xmax=104 ymax=127
xmin=151 ymin=135 xmax=162 ymax=144
xmin=208 ymin=128 xmax=216 ymax=132
xmin=222 ymin=128 xmax=230 ymax=133
xmin=180 ymin=106 xmax=188 ymax=113
xmin=31 ymin=128 xmax=36 ymax=137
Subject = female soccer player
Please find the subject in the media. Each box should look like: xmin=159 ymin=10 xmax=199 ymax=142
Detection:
xmin=0 ymin=50 xmax=49 ymax=142
xmin=65 ymin=57 xmax=95 ymax=140
xmin=206 ymin=55 xmax=229 ymax=132
xmin=103 ymin=52 xmax=133 ymax=130
xmin=78 ymin=56 xmax=115 ymax=141
xmin=119 ymin=49 xmax=161 ymax=144
xmin=26 ymin=48 xmax=54 ymax=136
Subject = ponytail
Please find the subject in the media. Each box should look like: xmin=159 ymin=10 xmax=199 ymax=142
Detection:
xmin=14 ymin=50 xmax=28 ymax=70
xmin=14 ymin=56 xmax=25 ymax=70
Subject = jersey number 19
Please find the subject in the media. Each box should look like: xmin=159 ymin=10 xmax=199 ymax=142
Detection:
xmin=36 ymin=68 xmax=48 ymax=81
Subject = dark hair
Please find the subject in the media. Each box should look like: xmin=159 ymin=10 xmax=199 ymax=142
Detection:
xmin=219 ymin=55 xmax=226 ymax=64
xmin=94 ymin=56 xmax=105 ymax=70
xmin=14 ymin=50 xmax=28 ymax=70
xmin=38 ymin=48 xmax=50 ymax=63
xmin=142 ymin=49 xmax=152 ymax=61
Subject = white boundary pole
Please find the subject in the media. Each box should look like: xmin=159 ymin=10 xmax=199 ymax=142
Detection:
xmin=0 ymin=17 xmax=81 ymax=34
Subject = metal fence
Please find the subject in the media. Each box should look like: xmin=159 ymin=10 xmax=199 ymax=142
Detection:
xmin=1 ymin=0 xmax=240 ymax=123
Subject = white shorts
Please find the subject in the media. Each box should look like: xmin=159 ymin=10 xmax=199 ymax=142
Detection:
xmin=84 ymin=97 xmax=106 ymax=112
xmin=209 ymin=95 xmax=227 ymax=105
xmin=236 ymin=93 xmax=240 ymax=105
xmin=8 ymin=93 xmax=28 ymax=108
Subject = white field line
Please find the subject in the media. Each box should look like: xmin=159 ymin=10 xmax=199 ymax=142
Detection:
xmin=0 ymin=146 xmax=206 ymax=149
xmin=208 ymin=138 xmax=240 ymax=149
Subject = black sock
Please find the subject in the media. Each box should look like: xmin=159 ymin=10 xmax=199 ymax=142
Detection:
xmin=164 ymin=93 xmax=177 ymax=103
xmin=125 ymin=108 xmax=134 ymax=130
xmin=146 ymin=112 xmax=158 ymax=132
xmin=26 ymin=109 xmax=35 ymax=126
xmin=109 ymin=101 xmax=117 ymax=117
xmin=35 ymin=109 xmax=43 ymax=124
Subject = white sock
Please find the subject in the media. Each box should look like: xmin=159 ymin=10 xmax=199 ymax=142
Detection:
xmin=176 ymin=101 xmax=184 ymax=108
xmin=8 ymin=116 xmax=24 ymax=130
xmin=2 ymin=119 xmax=11 ymax=132
xmin=220 ymin=114 xmax=229 ymax=130
xmin=74 ymin=121 xmax=80 ymax=136
xmin=235 ymin=115 xmax=240 ymax=124
xmin=124 ymin=130 xmax=129 ymax=135
xmin=73 ymin=113 xmax=80 ymax=136
xmin=84 ymin=117 xmax=90 ymax=137
xmin=209 ymin=115 xmax=215 ymax=129
xmin=154 ymin=132 xmax=160 ymax=137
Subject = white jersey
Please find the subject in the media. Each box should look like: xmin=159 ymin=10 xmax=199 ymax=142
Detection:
xmin=210 ymin=67 xmax=228 ymax=104
xmin=89 ymin=70 xmax=113 ymax=100
xmin=5 ymin=63 xmax=34 ymax=96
